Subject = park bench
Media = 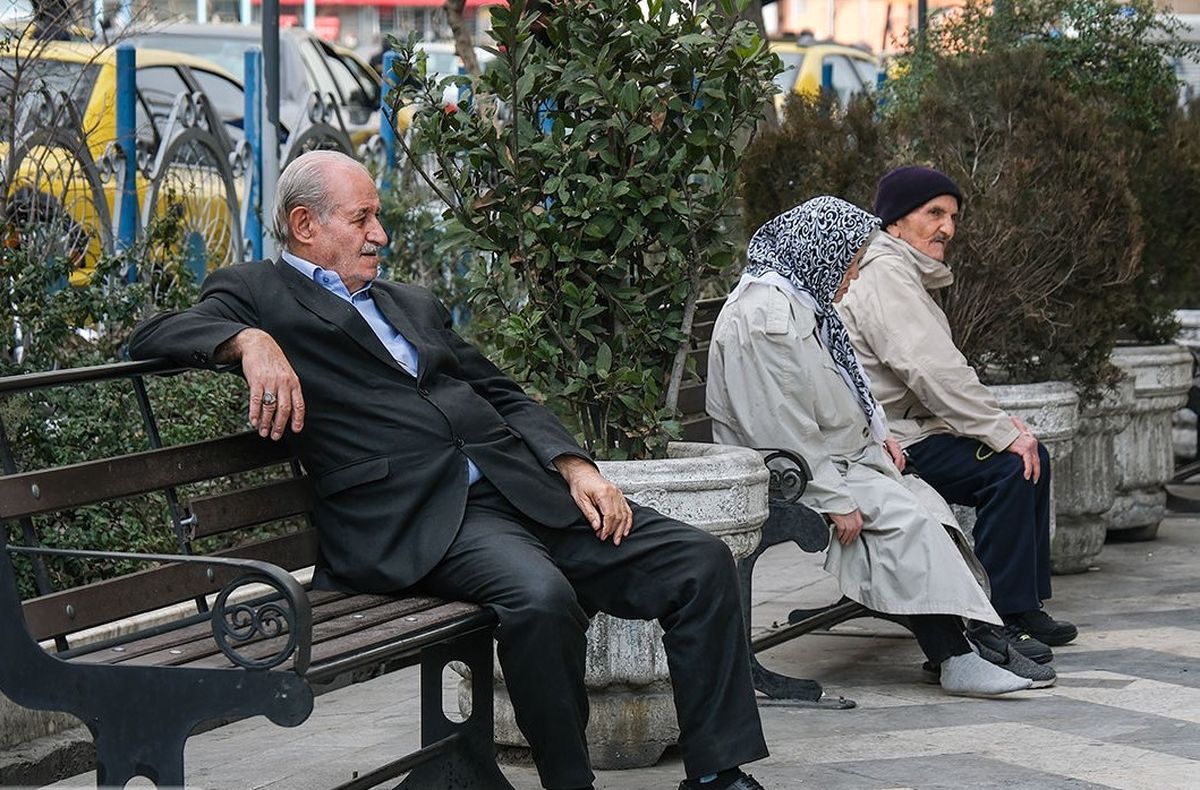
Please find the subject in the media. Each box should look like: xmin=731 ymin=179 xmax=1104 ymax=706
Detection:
xmin=0 ymin=360 xmax=512 ymax=789
xmin=680 ymin=296 xmax=902 ymax=709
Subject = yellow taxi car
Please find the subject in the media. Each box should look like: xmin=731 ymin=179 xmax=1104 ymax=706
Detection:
xmin=1 ymin=40 xmax=247 ymax=284
xmin=769 ymin=38 xmax=881 ymax=113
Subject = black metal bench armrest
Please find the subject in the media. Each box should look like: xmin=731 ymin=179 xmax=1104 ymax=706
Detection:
xmin=755 ymin=447 xmax=812 ymax=505
xmin=7 ymin=545 xmax=313 ymax=674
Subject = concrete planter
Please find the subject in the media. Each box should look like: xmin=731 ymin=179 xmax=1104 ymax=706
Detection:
xmin=949 ymin=382 xmax=1079 ymax=561
xmin=1052 ymin=379 xmax=1135 ymax=573
xmin=1171 ymin=310 xmax=1200 ymax=461
xmin=1104 ymin=344 xmax=1194 ymax=541
xmin=487 ymin=442 xmax=768 ymax=770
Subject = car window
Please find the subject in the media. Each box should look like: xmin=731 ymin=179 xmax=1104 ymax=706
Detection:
xmin=190 ymin=67 xmax=246 ymax=143
xmin=772 ymin=51 xmax=803 ymax=94
xmin=297 ymin=37 xmax=338 ymax=101
xmin=823 ymin=55 xmax=869 ymax=104
xmin=337 ymin=49 xmax=380 ymax=107
xmin=0 ymin=58 xmax=99 ymax=119
xmin=849 ymin=56 xmax=879 ymax=89
xmin=318 ymin=41 xmax=367 ymax=107
xmin=137 ymin=65 xmax=192 ymax=123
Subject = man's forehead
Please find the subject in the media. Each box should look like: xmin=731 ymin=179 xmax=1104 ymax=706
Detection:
xmin=917 ymin=194 xmax=959 ymax=214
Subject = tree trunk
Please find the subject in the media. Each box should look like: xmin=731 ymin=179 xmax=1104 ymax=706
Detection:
xmin=444 ymin=0 xmax=482 ymax=77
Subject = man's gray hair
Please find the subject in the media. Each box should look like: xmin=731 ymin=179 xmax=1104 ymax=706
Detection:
xmin=272 ymin=150 xmax=373 ymax=248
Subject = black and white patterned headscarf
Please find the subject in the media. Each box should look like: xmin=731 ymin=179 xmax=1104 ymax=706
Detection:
xmin=744 ymin=196 xmax=886 ymax=441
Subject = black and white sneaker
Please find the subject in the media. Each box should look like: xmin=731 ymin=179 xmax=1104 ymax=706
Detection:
xmin=1005 ymin=608 xmax=1078 ymax=647
xmin=967 ymin=620 xmax=1054 ymax=665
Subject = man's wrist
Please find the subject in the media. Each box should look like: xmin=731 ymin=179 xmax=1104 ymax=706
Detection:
xmin=214 ymin=328 xmax=263 ymax=364
xmin=553 ymin=453 xmax=596 ymax=480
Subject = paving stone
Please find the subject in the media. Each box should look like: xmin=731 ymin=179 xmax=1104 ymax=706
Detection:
xmin=35 ymin=515 xmax=1200 ymax=789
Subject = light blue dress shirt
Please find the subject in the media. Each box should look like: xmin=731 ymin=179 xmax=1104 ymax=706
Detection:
xmin=281 ymin=252 xmax=482 ymax=485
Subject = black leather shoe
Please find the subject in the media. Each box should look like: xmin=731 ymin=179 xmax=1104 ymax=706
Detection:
xmin=967 ymin=620 xmax=1053 ymax=664
xmin=679 ymin=770 xmax=767 ymax=790
xmin=1006 ymin=608 xmax=1078 ymax=647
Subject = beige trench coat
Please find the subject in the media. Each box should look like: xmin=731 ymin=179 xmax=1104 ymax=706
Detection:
xmin=836 ymin=233 xmax=1020 ymax=452
xmin=706 ymin=279 xmax=1000 ymax=623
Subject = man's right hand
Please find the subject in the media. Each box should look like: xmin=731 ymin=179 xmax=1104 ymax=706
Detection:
xmin=216 ymin=328 xmax=305 ymax=440
xmin=1004 ymin=431 xmax=1041 ymax=483
xmin=829 ymin=509 xmax=864 ymax=545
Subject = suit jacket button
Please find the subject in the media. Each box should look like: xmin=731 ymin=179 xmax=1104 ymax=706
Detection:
xmin=454 ymin=437 xmax=465 ymax=448
xmin=418 ymin=387 xmax=430 ymax=397
xmin=862 ymin=427 xmax=870 ymax=438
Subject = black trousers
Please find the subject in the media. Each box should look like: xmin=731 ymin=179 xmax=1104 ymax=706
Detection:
xmin=907 ymin=434 xmax=1053 ymax=617
xmin=415 ymin=480 xmax=768 ymax=790
xmin=908 ymin=615 xmax=971 ymax=665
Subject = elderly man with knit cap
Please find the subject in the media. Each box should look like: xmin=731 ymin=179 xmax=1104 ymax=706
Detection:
xmin=836 ymin=166 xmax=1079 ymax=668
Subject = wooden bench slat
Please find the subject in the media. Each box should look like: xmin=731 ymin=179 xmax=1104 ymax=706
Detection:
xmin=188 ymin=477 xmax=313 ymax=539
xmin=677 ymin=381 xmax=707 ymax=416
xmin=0 ymin=432 xmax=293 ymax=520
xmin=22 ymin=529 xmax=318 ymax=641
xmin=69 ymin=590 xmax=357 ymax=664
xmin=171 ymin=593 xmax=460 ymax=667
xmin=680 ymin=415 xmax=713 ymax=443
xmin=302 ymin=601 xmax=488 ymax=680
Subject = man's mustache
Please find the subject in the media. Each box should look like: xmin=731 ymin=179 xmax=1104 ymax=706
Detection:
xmin=361 ymin=243 xmax=380 ymax=255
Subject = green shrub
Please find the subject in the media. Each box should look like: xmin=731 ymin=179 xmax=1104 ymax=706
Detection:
xmin=738 ymin=91 xmax=889 ymax=235
xmin=0 ymin=213 xmax=252 ymax=600
xmin=384 ymin=0 xmax=780 ymax=458
xmin=888 ymin=46 xmax=1139 ymax=396
xmin=888 ymin=0 xmax=1199 ymax=342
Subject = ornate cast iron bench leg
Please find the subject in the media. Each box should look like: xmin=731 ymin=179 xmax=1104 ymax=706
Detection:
xmin=738 ymin=502 xmax=856 ymax=709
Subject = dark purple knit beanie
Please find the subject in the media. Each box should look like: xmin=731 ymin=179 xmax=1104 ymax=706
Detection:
xmin=873 ymin=166 xmax=963 ymax=226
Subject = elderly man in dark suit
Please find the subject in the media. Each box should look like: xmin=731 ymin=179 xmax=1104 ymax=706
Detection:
xmin=129 ymin=151 xmax=767 ymax=790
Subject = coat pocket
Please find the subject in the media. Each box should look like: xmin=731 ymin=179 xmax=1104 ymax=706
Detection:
xmin=315 ymin=455 xmax=390 ymax=497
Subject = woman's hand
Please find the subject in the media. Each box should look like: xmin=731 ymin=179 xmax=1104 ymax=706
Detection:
xmin=829 ymin=509 xmax=864 ymax=545
xmin=884 ymin=436 xmax=906 ymax=472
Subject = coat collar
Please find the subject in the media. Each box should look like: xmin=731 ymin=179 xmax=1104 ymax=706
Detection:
xmin=863 ymin=232 xmax=954 ymax=290
xmin=274 ymin=259 xmax=422 ymax=378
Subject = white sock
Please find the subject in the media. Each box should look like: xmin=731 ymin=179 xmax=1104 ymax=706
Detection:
xmin=939 ymin=652 xmax=1033 ymax=697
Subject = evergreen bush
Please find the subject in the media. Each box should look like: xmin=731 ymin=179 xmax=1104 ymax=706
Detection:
xmin=383 ymin=0 xmax=780 ymax=458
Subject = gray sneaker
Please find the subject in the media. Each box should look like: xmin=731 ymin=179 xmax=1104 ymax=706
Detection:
xmin=968 ymin=633 xmax=1057 ymax=688
xmin=923 ymin=645 xmax=1056 ymax=688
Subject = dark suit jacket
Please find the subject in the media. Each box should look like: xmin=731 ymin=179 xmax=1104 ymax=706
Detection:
xmin=129 ymin=260 xmax=588 ymax=593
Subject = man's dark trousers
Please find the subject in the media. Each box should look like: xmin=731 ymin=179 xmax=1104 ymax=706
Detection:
xmin=415 ymin=480 xmax=768 ymax=790
xmin=906 ymin=434 xmax=1052 ymax=617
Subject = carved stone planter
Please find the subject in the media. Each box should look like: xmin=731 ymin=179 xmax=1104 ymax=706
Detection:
xmin=949 ymin=382 xmax=1079 ymax=559
xmin=1171 ymin=310 xmax=1200 ymax=461
xmin=486 ymin=442 xmax=768 ymax=770
xmin=1104 ymin=344 xmax=1194 ymax=541
xmin=1052 ymin=379 xmax=1135 ymax=573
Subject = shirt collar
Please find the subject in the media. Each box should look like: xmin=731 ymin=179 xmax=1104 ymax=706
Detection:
xmin=281 ymin=250 xmax=375 ymax=298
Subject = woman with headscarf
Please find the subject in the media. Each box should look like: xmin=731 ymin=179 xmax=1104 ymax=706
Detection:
xmin=707 ymin=196 xmax=1037 ymax=697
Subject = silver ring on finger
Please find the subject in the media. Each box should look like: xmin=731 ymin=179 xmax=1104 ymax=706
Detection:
xmin=262 ymin=391 xmax=278 ymax=407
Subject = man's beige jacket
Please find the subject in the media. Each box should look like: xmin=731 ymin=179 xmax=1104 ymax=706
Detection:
xmin=837 ymin=233 xmax=1020 ymax=452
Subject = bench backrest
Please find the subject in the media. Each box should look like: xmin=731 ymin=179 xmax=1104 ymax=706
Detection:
xmin=679 ymin=296 xmax=725 ymax=442
xmin=0 ymin=362 xmax=317 ymax=647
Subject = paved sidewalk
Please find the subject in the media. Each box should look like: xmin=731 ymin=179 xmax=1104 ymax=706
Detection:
xmin=51 ymin=515 xmax=1200 ymax=789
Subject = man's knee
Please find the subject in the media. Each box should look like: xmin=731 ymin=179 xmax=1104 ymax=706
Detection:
xmin=497 ymin=572 xmax=587 ymax=631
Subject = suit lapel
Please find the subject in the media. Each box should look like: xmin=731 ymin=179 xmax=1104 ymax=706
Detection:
xmin=275 ymin=260 xmax=411 ymax=376
xmin=370 ymin=284 xmax=438 ymax=381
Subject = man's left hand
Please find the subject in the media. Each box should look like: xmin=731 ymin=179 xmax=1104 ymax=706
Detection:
xmin=553 ymin=455 xmax=634 ymax=545
xmin=1010 ymin=415 xmax=1035 ymax=437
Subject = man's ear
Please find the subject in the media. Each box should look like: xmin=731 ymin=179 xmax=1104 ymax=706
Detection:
xmin=289 ymin=206 xmax=317 ymax=245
